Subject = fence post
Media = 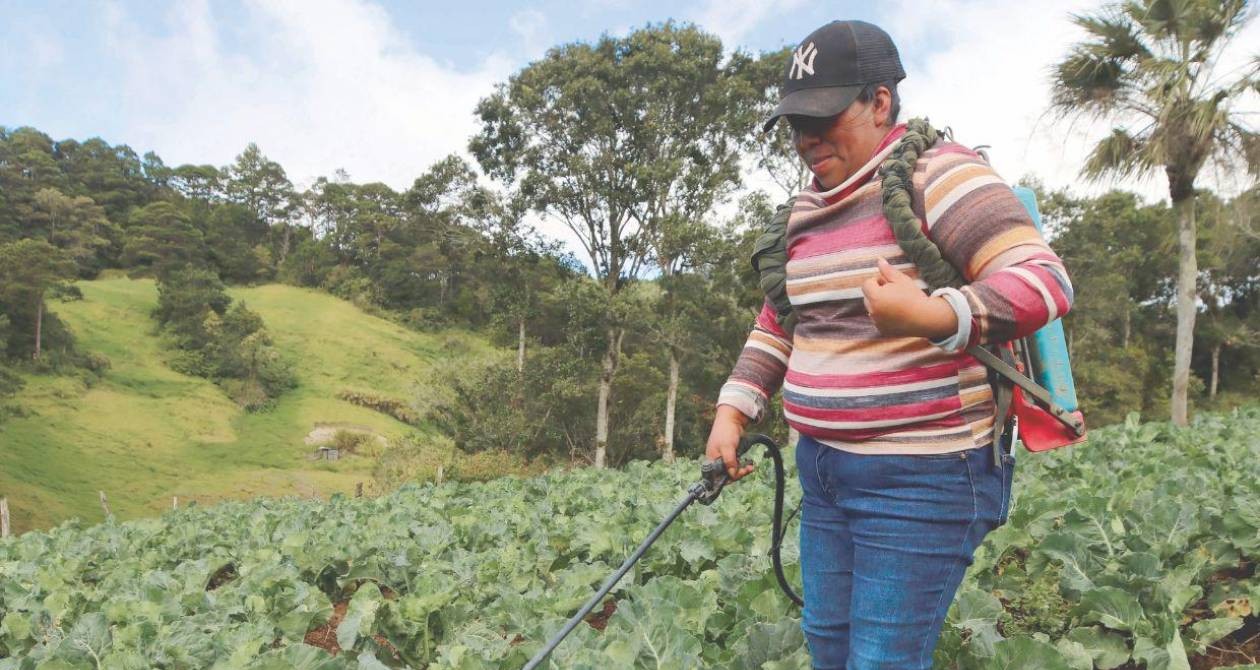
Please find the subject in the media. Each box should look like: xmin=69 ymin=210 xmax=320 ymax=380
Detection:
xmin=99 ymin=491 xmax=111 ymax=519
xmin=173 ymin=496 xmax=178 ymax=510
xmin=1 ymin=497 xmax=9 ymax=538
xmin=355 ymin=482 xmax=363 ymax=498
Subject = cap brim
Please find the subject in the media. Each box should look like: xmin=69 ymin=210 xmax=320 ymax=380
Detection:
xmin=761 ymin=85 xmax=863 ymax=133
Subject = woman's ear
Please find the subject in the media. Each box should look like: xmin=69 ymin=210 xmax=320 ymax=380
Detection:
xmin=873 ymin=86 xmax=893 ymax=128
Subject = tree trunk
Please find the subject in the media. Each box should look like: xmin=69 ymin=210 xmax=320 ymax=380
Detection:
xmin=280 ymin=223 xmax=292 ymax=264
xmin=1170 ymin=193 xmax=1197 ymax=426
xmin=517 ymin=318 xmax=526 ymax=373
xmin=1121 ymin=304 xmax=1131 ymax=349
xmin=33 ymin=298 xmax=43 ymax=360
xmin=1210 ymin=343 xmax=1221 ymax=399
xmin=662 ymin=348 xmax=679 ymax=464
xmin=594 ymin=327 xmax=623 ymax=469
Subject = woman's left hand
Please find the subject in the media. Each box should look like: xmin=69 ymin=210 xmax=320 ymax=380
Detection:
xmin=862 ymin=258 xmax=957 ymax=339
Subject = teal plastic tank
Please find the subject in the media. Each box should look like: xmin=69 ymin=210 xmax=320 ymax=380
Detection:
xmin=1012 ymin=186 xmax=1080 ymax=413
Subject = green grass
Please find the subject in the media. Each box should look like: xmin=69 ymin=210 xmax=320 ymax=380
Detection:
xmin=0 ymin=277 xmax=500 ymax=534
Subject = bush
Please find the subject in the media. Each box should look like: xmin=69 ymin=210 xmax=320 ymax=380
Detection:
xmin=220 ymin=378 xmax=271 ymax=412
xmin=331 ymin=429 xmax=375 ymax=454
xmin=370 ymin=433 xmax=546 ymax=493
xmin=336 ymin=389 xmax=419 ymax=425
xmin=154 ymin=271 xmax=295 ymax=410
xmin=431 ymin=344 xmax=596 ymax=460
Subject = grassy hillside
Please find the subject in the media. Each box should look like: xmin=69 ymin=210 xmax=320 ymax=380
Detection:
xmin=0 ymin=276 xmax=499 ymax=534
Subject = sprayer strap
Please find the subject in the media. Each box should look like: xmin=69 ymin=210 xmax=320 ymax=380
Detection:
xmin=969 ymin=345 xmax=1084 ymax=435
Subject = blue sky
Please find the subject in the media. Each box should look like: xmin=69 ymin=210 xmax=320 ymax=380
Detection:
xmin=3 ymin=0 xmax=1257 ymax=256
xmin=1 ymin=0 xmax=930 ymax=159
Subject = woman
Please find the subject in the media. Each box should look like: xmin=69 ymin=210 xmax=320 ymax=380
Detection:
xmin=707 ymin=20 xmax=1073 ymax=670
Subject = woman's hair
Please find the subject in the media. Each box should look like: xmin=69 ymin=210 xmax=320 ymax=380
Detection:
xmin=856 ymin=80 xmax=901 ymax=123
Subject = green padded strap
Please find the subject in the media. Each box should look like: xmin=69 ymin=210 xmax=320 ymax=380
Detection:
xmin=751 ymin=196 xmax=798 ymax=335
xmin=877 ymin=118 xmax=966 ymax=292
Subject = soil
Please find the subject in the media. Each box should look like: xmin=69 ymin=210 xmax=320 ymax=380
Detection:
xmin=205 ymin=563 xmax=237 ymax=591
xmin=585 ymin=599 xmax=617 ymax=632
xmin=303 ymin=585 xmax=401 ymax=661
xmin=1188 ymin=615 xmax=1259 ymax=670
xmin=304 ymin=600 xmax=349 ymax=653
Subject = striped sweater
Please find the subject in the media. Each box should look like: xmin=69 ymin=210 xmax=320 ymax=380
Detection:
xmin=718 ymin=125 xmax=1074 ymax=455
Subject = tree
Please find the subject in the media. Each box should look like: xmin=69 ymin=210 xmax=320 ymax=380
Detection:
xmin=171 ymin=164 xmax=225 ymax=202
xmin=122 ymin=201 xmax=206 ymax=279
xmin=0 ymin=239 xmax=77 ymax=359
xmin=153 ymin=267 xmax=232 ymax=347
xmin=1197 ymin=188 xmax=1260 ymax=397
xmin=226 ymin=143 xmax=298 ymax=264
xmin=28 ymin=188 xmax=116 ymax=276
xmin=739 ymin=47 xmax=810 ymax=199
xmin=1043 ymin=187 xmax=1180 ymax=423
xmin=1050 ymin=0 xmax=1259 ymax=425
xmin=55 ymin=138 xmax=151 ymax=222
xmin=611 ymin=24 xmax=757 ymax=462
xmin=471 ymin=22 xmax=748 ymax=467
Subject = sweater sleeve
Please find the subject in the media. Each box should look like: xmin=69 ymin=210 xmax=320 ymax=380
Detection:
xmin=918 ymin=146 xmax=1075 ymax=347
xmin=716 ymin=300 xmax=793 ymax=422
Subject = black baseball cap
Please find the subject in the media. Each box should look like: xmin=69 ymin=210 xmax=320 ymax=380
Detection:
xmin=763 ymin=20 xmax=906 ymax=132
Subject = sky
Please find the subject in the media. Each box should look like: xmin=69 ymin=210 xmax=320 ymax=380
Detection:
xmin=2 ymin=0 xmax=1258 ymax=255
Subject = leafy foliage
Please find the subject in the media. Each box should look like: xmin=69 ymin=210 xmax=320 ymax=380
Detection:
xmin=155 ymin=269 xmax=295 ymax=410
xmin=1 ymin=409 xmax=1256 ymax=668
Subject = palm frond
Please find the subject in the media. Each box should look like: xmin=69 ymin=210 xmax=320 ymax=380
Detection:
xmin=1187 ymin=0 xmax=1250 ymax=47
xmin=1081 ymin=127 xmax=1156 ymax=181
xmin=1221 ymin=122 xmax=1260 ymax=177
xmin=1050 ymin=48 xmax=1133 ymax=116
xmin=1124 ymin=0 xmax=1185 ymax=48
xmin=1073 ymin=10 xmax=1152 ymax=61
xmin=1055 ymin=0 xmax=1257 ymax=190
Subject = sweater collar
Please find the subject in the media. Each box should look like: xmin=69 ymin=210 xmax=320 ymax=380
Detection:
xmin=810 ymin=123 xmax=908 ymax=205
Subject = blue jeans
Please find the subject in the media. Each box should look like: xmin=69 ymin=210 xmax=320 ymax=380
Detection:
xmin=794 ymin=435 xmax=1015 ymax=669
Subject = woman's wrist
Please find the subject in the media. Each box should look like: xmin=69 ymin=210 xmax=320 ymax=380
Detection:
xmin=715 ymin=403 xmax=752 ymax=428
xmin=917 ymin=295 xmax=960 ymax=340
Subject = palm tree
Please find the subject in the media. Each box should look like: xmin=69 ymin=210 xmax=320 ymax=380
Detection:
xmin=1050 ymin=0 xmax=1259 ymax=425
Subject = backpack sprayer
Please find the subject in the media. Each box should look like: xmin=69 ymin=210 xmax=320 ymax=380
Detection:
xmin=522 ymin=434 xmax=801 ymax=670
xmin=753 ymin=120 xmax=1086 ymax=468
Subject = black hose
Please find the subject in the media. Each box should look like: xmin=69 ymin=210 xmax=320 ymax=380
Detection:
xmin=741 ymin=433 xmax=804 ymax=608
xmin=521 ymin=434 xmax=803 ymax=669
xmin=522 ymin=483 xmax=707 ymax=670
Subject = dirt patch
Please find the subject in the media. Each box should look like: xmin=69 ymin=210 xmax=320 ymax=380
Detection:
xmin=586 ymin=599 xmax=617 ymax=632
xmin=206 ymin=563 xmax=237 ymax=591
xmin=303 ymin=586 xmax=402 ymax=661
xmin=1189 ymin=615 xmax=1259 ymax=670
xmin=305 ymin=600 xmax=349 ymax=653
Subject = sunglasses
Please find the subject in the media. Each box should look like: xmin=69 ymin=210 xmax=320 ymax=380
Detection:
xmin=785 ymin=113 xmax=841 ymax=136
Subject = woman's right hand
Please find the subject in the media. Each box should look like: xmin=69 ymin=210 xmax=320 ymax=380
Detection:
xmin=706 ymin=405 xmax=756 ymax=481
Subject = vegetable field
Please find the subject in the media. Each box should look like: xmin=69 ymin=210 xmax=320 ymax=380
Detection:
xmin=1 ymin=409 xmax=1257 ymax=669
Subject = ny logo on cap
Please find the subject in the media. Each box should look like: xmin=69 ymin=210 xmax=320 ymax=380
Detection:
xmin=790 ymin=41 xmax=818 ymax=80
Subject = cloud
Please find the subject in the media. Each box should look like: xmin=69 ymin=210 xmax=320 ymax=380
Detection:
xmin=688 ymin=0 xmax=807 ymax=50
xmin=880 ymin=0 xmax=1259 ymax=202
xmin=509 ymin=8 xmax=550 ymax=58
xmin=98 ymin=0 xmax=512 ymax=190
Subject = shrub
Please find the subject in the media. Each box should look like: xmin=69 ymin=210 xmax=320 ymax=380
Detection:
xmin=154 ymin=271 xmax=295 ymax=410
xmin=331 ymin=429 xmax=374 ymax=454
xmin=336 ymin=389 xmax=419 ymax=425
xmin=430 ymin=344 xmax=596 ymax=461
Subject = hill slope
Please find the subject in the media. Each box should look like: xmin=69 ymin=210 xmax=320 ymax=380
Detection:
xmin=0 ymin=277 xmax=498 ymax=533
